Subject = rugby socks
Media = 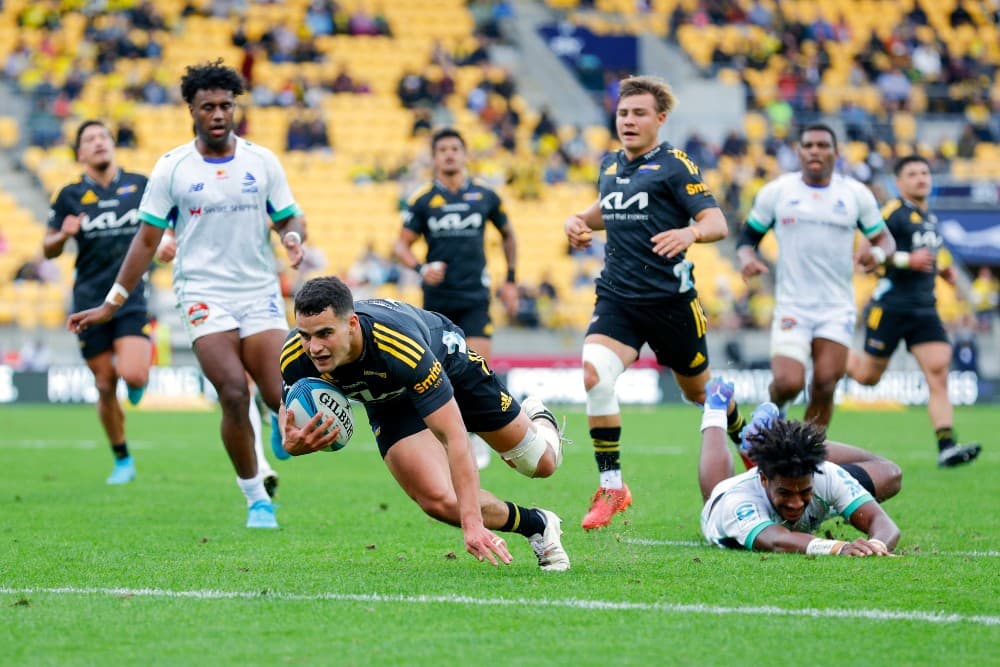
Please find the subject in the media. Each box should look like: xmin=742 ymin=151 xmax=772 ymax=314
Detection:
xmin=111 ymin=443 xmax=130 ymax=461
xmin=500 ymin=502 xmax=546 ymax=537
xmin=935 ymin=427 xmax=956 ymax=453
xmin=726 ymin=406 xmax=746 ymax=445
xmin=236 ymin=471 xmax=270 ymax=507
xmin=591 ymin=426 xmax=622 ymax=489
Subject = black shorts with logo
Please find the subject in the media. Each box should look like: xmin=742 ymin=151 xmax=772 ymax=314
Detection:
xmin=424 ymin=298 xmax=492 ymax=340
xmin=367 ymin=348 xmax=520 ymax=457
xmin=77 ymin=309 xmax=149 ymax=360
xmin=586 ymin=294 xmax=710 ymax=376
xmin=861 ymin=305 xmax=949 ymax=358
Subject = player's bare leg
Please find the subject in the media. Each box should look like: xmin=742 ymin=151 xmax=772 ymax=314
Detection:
xmin=581 ymin=334 xmax=636 ymax=530
xmin=846 ymin=350 xmax=890 ymax=386
xmin=385 ymin=432 xmax=569 ymax=570
xmin=87 ymin=350 xmax=135 ymax=484
xmin=805 ymin=338 xmax=848 ymax=427
xmin=823 ymin=440 xmax=902 ymax=502
xmin=195 ymin=330 xmax=275 ymax=527
xmin=113 ymin=335 xmax=151 ymax=406
xmin=241 ymin=328 xmax=289 ymax=469
xmin=913 ymin=341 xmax=981 ymax=467
xmin=769 ymin=354 xmax=806 ymax=416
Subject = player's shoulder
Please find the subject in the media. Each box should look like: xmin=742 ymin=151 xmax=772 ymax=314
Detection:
xmin=599 ymin=150 xmax=621 ymax=174
xmin=832 ymin=172 xmax=877 ymax=199
xmin=880 ymin=197 xmax=906 ymax=220
xmin=236 ymin=135 xmax=279 ymax=161
xmin=53 ymin=176 xmax=86 ymax=200
xmin=405 ymin=181 xmax=436 ymax=207
xmin=279 ymin=329 xmax=309 ymax=378
xmin=468 ymin=176 xmax=499 ymax=196
xmin=153 ymin=141 xmax=198 ymax=171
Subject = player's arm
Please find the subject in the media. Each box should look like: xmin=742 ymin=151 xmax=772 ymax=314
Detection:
xmin=752 ymin=523 xmax=889 ymax=557
xmin=423 ymin=398 xmax=512 ymax=566
xmin=652 ymin=206 xmax=729 ymax=259
xmin=564 ymin=198 xmax=604 ymax=251
xmin=494 ymin=198 xmax=518 ymax=316
xmin=736 ymin=223 xmax=770 ymax=280
xmin=66 ymin=222 xmax=164 ymax=332
xmin=43 ymin=190 xmax=82 ymax=259
xmin=846 ymin=499 xmax=900 ymax=554
xmin=273 ymin=213 xmax=306 ymax=270
xmin=856 ymin=226 xmax=897 ymax=274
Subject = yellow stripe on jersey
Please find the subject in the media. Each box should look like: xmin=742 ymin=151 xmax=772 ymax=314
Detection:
xmin=373 ymin=323 xmax=424 ymax=368
xmin=406 ymin=182 xmax=435 ymax=207
xmin=280 ymin=336 xmax=305 ymax=373
xmin=689 ymin=300 xmax=708 ymax=338
xmin=880 ymin=199 xmax=903 ymax=220
xmin=867 ymin=306 xmax=883 ymax=330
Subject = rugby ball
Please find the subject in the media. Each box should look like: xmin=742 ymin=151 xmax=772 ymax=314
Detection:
xmin=284 ymin=377 xmax=354 ymax=451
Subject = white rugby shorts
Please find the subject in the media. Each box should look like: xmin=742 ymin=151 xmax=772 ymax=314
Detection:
xmin=177 ymin=291 xmax=288 ymax=343
xmin=769 ymin=303 xmax=856 ymax=365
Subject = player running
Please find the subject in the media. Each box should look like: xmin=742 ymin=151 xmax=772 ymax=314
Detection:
xmin=563 ymin=74 xmax=745 ymax=530
xmin=44 ymin=120 xmax=151 ymax=485
xmin=279 ymin=275 xmax=569 ymax=571
xmin=847 ymin=155 xmax=981 ymax=467
xmin=68 ymin=60 xmax=305 ymax=528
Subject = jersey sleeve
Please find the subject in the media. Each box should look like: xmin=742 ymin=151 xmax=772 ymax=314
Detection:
xmin=746 ymin=179 xmax=780 ymax=233
xmin=487 ymin=189 xmax=509 ymax=231
xmin=663 ymin=149 xmax=719 ymax=219
xmin=264 ymin=150 xmax=301 ymax=222
xmin=138 ymin=155 xmax=179 ymax=229
xmin=371 ymin=321 xmax=454 ymax=417
xmin=819 ymin=462 xmax=875 ymax=520
xmin=401 ymin=190 xmax=428 ymax=234
xmin=882 ymin=200 xmax=911 ymax=251
xmin=853 ymin=181 xmax=886 ymax=237
xmin=714 ymin=493 xmax=777 ymax=550
xmin=47 ymin=186 xmax=76 ymax=232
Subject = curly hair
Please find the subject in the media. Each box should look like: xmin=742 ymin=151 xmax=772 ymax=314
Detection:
xmin=180 ymin=59 xmax=246 ymax=104
xmin=294 ymin=276 xmax=355 ymax=318
xmin=745 ymin=418 xmax=828 ymax=480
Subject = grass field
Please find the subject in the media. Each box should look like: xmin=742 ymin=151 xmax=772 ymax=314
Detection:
xmin=3 ymin=403 xmax=998 ymax=665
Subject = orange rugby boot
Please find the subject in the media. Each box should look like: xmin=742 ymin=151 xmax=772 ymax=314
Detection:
xmin=581 ymin=483 xmax=632 ymax=530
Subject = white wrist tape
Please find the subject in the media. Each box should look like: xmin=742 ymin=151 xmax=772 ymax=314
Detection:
xmin=806 ymin=538 xmax=847 ymax=556
xmin=868 ymin=538 xmax=887 ymax=551
xmin=892 ymin=251 xmax=910 ymax=269
xmin=869 ymin=246 xmax=887 ymax=265
xmin=700 ymin=408 xmax=728 ymax=432
xmin=104 ymin=282 xmax=129 ymax=306
xmin=283 ymin=231 xmax=302 ymax=245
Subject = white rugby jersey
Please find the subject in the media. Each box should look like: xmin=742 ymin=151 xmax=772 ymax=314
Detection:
xmin=747 ymin=172 xmax=884 ymax=310
xmin=138 ymin=137 xmax=302 ymax=302
xmin=700 ymin=461 xmax=874 ymax=550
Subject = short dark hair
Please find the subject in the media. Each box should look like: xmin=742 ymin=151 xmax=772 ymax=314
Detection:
xmin=431 ymin=127 xmax=465 ymax=152
xmin=294 ymin=276 xmax=355 ymax=318
xmin=74 ymin=120 xmax=108 ymax=155
xmin=893 ymin=154 xmax=930 ymax=176
xmin=180 ymin=59 xmax=246 ymax=104
xmin=746 ymin=418 xmax=828 ymax=480
xmin=798 ymin=122 xmax=838 ymax=150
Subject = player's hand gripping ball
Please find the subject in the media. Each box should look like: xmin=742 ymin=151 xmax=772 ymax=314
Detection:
xmin=284 ymin=378 xmax=354 ymax=451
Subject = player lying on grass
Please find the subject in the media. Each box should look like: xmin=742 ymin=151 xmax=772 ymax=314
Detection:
xmin=698 ymin=378 xmax=901 ymax=556
xmin=277 ymin=275 xmax=570 ymax=571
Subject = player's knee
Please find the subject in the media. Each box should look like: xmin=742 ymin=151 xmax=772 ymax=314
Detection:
xmin=215 ymin=383 xmax=251 ymax=413
xmin=852 ymin=368 xmax=882 ymax=386
xmin=877 ymin=460 xmax=903 ymax=502
xmin=770 ymin=375 xmax=802 ymax=399
xmin=810 ymin=375 xmax=838 ymax=399
xmin=120 ymin=368 xmax=149 ymax=391
xmin=501 ymin=425 xmax=557 ymax=478
xmin=582 ymin=343 xmax=624 ymax=416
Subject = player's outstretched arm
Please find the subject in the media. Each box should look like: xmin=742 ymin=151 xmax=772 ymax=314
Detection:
xmin=425 ymin=399 xmax=512 ymax=566
xmin=753 ymin=523 xmax=892 ymax=557
xmin=66 ymin=222 xmax=164 ymax=333
xmin=847 ymin=499 xmax=900 ymax=553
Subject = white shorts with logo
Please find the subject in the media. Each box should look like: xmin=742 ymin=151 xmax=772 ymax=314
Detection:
xmin=177 ymin=291 xmax=288 ymax=344
xmin=769 ymin=303 xmax=856 ymax=366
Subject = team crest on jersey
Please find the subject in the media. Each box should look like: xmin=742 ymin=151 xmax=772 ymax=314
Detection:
xmin=242 ymin=172 xmax=258 ymax=193
xmin=428 ymin=194 xmax=446 ymax=208
xmin=734 ymin=502 xmax=758 ymax=527
xmin=910 ymin=211 xmax=922 ymax=223
xmin=833 ymin=199 xmax=847 ymax=214
xmin=187 ymin=302 xmax=210 ymax=326
xmin=463 ymin=192 xmax=482 ymax=201
xmin=81 ymin=190 xmax=98 ymax=204
xmin=117 ymin=184 xmax=138 ymax=195
xmin=215 ymin=169 xmax=228 ymax=180
xmin=780 ymin=317 xmax=797 ymax=330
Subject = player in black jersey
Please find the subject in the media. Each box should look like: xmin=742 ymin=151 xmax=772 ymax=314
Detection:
xmin=43 ymin=120 xmax=151 ymax=485
xmin=847 ymin=156 xmax=981 ymax=468
xmin=394 ymin=127 xmax=518 ymax=469
xmin=278 ymin=276 xmax=570 ymax=570
xmin=563 ymin=75 xmax=746 ymax=530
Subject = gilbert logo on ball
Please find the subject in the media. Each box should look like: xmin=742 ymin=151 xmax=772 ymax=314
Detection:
xmin=285 ymin=377 xmax=354 ymax=451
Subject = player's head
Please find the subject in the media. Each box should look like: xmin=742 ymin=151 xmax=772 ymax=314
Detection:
xmin=796 ymin=123 xmax=838 ymax=186
xmin=430 ymin=127 xmax=467 ymax=178
xmin=745 ymin=418 xmax=828 ymax=523
xmin=181 ymin=59 xmax=245 ymax=152
xmin=294 ymin=276 xmax=360 ymax=373
xmin=893 ymin=155 xmax=932 ymax=202
xmin=615 ymin=75 xmax=674 ymax=157
xmin=74 ymin=120 xmax=115 ymax=171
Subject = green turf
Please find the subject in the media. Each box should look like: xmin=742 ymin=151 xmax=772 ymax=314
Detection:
xmin=2 ymin=403 xmax=997 ymax=665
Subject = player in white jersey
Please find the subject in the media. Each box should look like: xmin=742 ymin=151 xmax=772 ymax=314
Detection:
xmin=698 ymin=378 xmax=900 ymax=556
xmin=68 ymin=61 xmax=306 ymax=529
xmin=737 ymin=124 xmax=895 ymax=426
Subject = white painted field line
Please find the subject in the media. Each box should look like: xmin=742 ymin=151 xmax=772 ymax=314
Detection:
xmin=620 ymin=537 xmax=1000 ymax=558
xmin=2 ymin=586 xmax=996 ymax=626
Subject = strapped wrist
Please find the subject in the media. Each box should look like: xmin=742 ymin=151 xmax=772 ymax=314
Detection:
xmin=892 ymin=251 xmax=910 ymax=269
xmin=282 ymin=231 xmax=302 ymax=245
xmin=505 ymin=269 xmax=516 ymax=283
xmin=806 ymin=538 xmax=848 ymax=556
xmin=104 ymin=282 xmax=129 ymax=307
xmin=869 ymin=246 xmax=887 ymax=265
